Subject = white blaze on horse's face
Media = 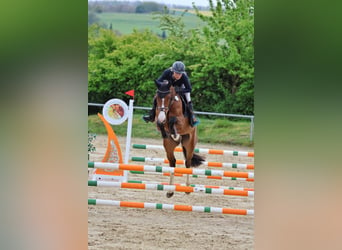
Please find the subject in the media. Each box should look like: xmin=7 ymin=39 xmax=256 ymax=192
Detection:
xmin=158 ymin=98 xmax=166 ymax=123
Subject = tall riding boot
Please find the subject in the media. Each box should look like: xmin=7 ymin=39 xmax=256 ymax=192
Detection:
xmin=188 ymin=102 xmax=199 ymax=126
xmin=143 ymin=98 xmax=157 ymax=123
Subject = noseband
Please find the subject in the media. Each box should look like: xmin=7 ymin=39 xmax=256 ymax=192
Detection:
xmin=156 ymin=87 xmax=178 ymax=123
xmin=157 ymin=89 xmax=171 ymax=112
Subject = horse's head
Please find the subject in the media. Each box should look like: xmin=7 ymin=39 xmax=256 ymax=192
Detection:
xmin=154 ymin=80 xmax=192 ymax=142
xmin=154 ymin=80 xmax=173 ymax=124
xmin=155 ymin=80 xmax=172 ymax=97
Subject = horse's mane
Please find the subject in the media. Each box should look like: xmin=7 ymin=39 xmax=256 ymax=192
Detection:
xmin=169 ymin=85 xmax=177 ymax=99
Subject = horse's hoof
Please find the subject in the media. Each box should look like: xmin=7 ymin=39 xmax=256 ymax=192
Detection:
xmin=166 ymin=191 xmax=174 ymax=198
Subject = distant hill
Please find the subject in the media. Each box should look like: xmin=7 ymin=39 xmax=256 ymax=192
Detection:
xmin=97 ymin=12 xmax=205 ymax=35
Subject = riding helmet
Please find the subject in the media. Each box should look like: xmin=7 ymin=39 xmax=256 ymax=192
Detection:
xmin=172 ymin=61 xmax=185 ymax=74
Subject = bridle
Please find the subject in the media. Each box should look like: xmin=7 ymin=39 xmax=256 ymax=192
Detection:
xmin=156 ymin=87 xmax=177 ymax=124
xmin=156 ymin=90 xmax=170 ymax=117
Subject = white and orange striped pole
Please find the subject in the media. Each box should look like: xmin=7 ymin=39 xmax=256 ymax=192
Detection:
xmin=133 ymin=144 xmax=254 ymax=157
xmin=88 ymin=199 xmax=254 ymax=216
xmin=88 ymin=162 xmax=254 ymax=179
xmin=131 ymin=156 xmax=254 ymax=169
xmin=88 ymin=180 xmax=254 ymax=197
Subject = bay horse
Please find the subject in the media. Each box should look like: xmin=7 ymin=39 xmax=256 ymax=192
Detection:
xmin=154 ymin=80 xmax=205 ymax=198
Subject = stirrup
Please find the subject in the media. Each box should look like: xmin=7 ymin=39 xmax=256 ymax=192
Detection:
xmin=192 ymin=117 xmax=200 ymax=127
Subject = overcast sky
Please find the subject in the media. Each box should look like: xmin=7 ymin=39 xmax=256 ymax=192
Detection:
xmin=89 ymin=1 xmax=210 ymax=7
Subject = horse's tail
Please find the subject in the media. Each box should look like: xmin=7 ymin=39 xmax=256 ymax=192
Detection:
xmin=190 ymin=153 xmax=205 ymax=167
xmin=182 ymin=143 xmax=205 ymax=167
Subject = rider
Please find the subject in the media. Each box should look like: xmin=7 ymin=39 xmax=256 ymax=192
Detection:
xmin=142 ymin=61 xmax=199 ymax=126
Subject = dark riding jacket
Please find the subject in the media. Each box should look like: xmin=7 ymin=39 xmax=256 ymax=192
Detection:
xmin=156 ymin=68 xmax=192 ymax=94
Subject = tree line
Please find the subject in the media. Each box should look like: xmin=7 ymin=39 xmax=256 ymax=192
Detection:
xmin=88 ymin=1 xmax=208 ymax=14
xmin=89 ymin=1 xmax=165 ymax=14
xmin=88 ymin=0 xmax=254 ymax=115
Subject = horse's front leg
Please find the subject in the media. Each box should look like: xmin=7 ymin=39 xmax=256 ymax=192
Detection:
xmin=164 ymin=139 xmax=178 ymax=198
xmin=169 ymin=116 xmax=180 ymax=142
xmin=166 ymin=157 xmax=176 ymax=198
xmin=157 ymin=121 xmax=167 ymax=138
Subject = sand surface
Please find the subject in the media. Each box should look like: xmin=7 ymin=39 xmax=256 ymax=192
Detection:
xmin=88 ymin=135 xmax=254 ymax=249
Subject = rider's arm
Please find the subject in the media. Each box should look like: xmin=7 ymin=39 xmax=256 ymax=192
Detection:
xmin=156 ymin=69 xmax=172 ymax=84
xmin=179 ymin=74 xmax=192 ymax=93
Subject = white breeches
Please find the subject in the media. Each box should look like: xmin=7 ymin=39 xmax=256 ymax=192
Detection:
xmin=181 ymin=84 xmax=191 ymax=102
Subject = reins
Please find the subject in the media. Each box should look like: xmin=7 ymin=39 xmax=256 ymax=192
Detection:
xmin=156 ymin=87 xmax=177 ymax=120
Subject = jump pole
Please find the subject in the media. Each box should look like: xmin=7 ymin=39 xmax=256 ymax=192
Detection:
xmin=124 ymin=100 xmax=134 ymax=164
xmin=119 ymin=98 xmax=134 ymax=182
xmin=128 ymin=171 xmax=254 ymax=182
xmin=88 ymin=180 xmax=254 ymax=197
xmin=88 ymin=162 xmax=254 ymax=179
xmin=125 ymin=180 xmax=254 ymax=191
xmin=131 ymin=156 xmax=254 ymax=170
xmin=133 ymin=144 xmax=254 ymax=157
xmin=88 ymin=199 xmax=254 ymax=216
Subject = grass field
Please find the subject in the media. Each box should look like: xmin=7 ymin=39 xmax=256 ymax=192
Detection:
xmin=88 ymin=113 xmax=254 ymax=147
xmin=98 ymin=12 xmax=205 ymax=35
xmin=173 ymin=8 xmax=212 ymax=16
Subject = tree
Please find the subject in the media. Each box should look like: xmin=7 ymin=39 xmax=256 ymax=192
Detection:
xmin=88 ymin=26 xmax=171 ymax=106
xmin=88 ymin=0 xmax=254 ymax=115
xmin=135 ymin=2 xmax=163 ymax=13
xmin=192 ymin=0 xmax=254 ymax=114
xmin=152 ymin=7 xmax=187 ymax=37
xmin=161 ymin=30 xmax=166 ymax=39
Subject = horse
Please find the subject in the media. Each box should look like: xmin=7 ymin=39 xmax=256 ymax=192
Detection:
xmin=154 ymin=80 xmax=205 ymax=198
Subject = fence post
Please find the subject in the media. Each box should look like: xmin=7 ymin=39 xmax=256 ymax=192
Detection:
xmin=250 ymin=117 xmax=254 ymax=142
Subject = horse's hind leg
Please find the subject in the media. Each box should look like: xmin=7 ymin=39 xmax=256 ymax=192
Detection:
xmin=166 ymin=172 xmax=175 ymax=198
xmin=163 ymin=138 xmax=178 ymax=198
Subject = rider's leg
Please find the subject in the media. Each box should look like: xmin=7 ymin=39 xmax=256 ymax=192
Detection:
xmin=185 ymin=93 xmax=199 ymax=126
xmin=142 ymin=98 xmax=157 ymax=123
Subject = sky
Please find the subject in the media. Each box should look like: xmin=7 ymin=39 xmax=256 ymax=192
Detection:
xmin=89 ymin=0 xmax=210 ymax=7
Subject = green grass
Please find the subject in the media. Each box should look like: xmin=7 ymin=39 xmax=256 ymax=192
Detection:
xmin=88 ymin=113 xmax=254 ymax=147
xmin=97 ymin=12 xmax=205 ymax=35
